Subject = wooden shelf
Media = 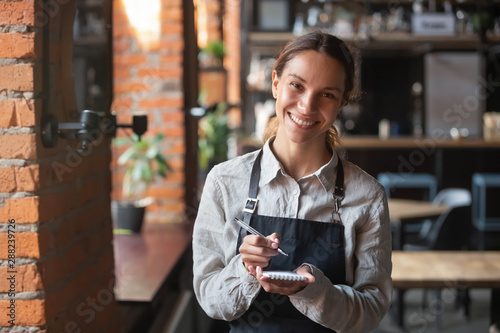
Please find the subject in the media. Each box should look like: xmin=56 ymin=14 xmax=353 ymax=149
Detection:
xmin=341 ymin=136 xmax=500 ymax=149
xmin=248 ymin=32 xmax=481 ymax=51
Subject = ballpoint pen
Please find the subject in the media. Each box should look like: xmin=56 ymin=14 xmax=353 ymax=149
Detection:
xmin=233 ymin=217 xmax=289 ymax=256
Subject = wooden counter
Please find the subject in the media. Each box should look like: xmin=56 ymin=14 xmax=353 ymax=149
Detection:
xmin=114 ymin=222 xmax=193 ymax=333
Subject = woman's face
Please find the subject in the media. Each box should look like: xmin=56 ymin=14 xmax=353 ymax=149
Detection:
xmin=272 ymin=50 xmax=346 ymax=146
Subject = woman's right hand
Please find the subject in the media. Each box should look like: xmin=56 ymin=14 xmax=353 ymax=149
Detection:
xmin=239 ymin=233 xmax=280 ymax=270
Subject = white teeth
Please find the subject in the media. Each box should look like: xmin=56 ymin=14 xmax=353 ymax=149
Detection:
xmin=290 ymin=113 xmax=314 ymax=126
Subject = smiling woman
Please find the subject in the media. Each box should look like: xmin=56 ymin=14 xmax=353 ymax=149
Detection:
xmin=193 ymin=31 xmax=392 ymax=333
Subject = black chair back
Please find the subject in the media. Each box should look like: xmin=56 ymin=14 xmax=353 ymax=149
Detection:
xmin=427 ymin=205 xmax=471 ymax=251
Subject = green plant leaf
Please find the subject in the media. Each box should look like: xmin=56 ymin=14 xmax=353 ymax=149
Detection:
xmin=118 ymin=146 xmax=136 ymax=165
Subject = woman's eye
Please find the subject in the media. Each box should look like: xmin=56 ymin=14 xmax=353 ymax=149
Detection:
xmin=323 ymin=92 xmax=337 ymax=99
xmin=290 ymin=82 xmax=302 ymax=89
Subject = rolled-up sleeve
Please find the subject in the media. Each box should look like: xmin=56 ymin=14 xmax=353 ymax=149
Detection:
xmin=192 ymin=168 xmax=261 ymax=321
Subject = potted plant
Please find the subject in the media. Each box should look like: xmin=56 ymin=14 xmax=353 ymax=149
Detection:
xmin=112 ymin=133 xmax=171 ymax=233
xmin=198 ymin=102 xmax=230 ymax=172
xmin=198 ymin=39 xmax=225 ymax=68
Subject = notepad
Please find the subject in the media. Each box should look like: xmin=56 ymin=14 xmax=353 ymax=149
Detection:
xmin=262 ymin=271 xmax=307 ymax=281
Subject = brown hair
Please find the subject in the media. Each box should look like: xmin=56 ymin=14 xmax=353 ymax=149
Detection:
xmin=263 ymin=31 xmax=359 ymax=149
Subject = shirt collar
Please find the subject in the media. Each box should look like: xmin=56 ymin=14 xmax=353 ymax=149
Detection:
xmin=260 ymin=137 xmax=340 ymax=193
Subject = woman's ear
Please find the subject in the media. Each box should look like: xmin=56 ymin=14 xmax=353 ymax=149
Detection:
xmin=271 ymin=70 xmax=279 ymax=98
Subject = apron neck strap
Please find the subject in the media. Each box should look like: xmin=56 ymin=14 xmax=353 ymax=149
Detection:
xmin=243 ymin=149 xmax=345 ymax=225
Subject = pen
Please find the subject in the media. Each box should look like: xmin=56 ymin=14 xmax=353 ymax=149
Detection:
xmin=233 ymin=217 xmax=289 ymax=256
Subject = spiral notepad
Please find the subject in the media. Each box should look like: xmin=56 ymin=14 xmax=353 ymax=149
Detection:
xmin=262 ymin=271 xmax=307 ymax=281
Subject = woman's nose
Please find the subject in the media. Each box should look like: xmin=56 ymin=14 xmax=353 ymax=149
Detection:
xmin=297 ymin=93 xmax=316 ymax=112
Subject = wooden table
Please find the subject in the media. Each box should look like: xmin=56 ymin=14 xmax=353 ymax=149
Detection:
xmin=388 ymin=198 xmax=450 ymax=250
xmin=392 ymin=251 xmax=500 ymax=327
xmin=114 ymin=223 xmax=193 ymax=332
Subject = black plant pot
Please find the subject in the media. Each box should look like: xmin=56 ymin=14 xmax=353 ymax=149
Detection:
xmin=111 ymin=201 xmax=146 ymax=233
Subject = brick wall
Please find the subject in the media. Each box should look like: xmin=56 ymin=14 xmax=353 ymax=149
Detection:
xmin=112 ymin=0 xmax=186 ymax=224
xmin=224 ymin=0 xmax=240 ymax=107
xmin=0 ymin=1 xmax=118 ymax=332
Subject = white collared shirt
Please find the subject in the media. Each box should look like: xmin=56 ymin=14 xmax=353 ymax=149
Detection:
xmin=192 ymin=138 xmax=392 ymax=333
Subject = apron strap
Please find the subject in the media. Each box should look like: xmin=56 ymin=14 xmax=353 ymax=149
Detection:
xmin=240 ymin=149 xmax=345 ymax=240
xmin=240 ymin=150 xmax=263 ymax=241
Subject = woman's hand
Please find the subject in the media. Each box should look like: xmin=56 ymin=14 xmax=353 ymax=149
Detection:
xmin=249 ymin=265 xmax=315 ymax=296
xmin=239 ymin=233 xmax=280 ymax=270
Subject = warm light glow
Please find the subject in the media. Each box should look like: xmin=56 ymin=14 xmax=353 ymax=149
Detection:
xmin=122 ymin=0 xmax=161 ymax=50
xmin=194 ymin=0 xmax=208 ymax=48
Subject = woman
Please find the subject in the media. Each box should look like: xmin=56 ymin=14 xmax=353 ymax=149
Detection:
xmin=193 ymin=31 xmax=392 ymax=333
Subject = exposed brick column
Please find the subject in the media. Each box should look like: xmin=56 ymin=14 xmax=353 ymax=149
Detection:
xmin=112 ymin=0 xmax=186 ymax=223
xmin=0 ymin=1 xmax=118 ymax=332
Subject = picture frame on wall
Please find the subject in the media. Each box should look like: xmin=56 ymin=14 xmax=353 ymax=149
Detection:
xmin=257 ymin=0 xmax=290 ymax=31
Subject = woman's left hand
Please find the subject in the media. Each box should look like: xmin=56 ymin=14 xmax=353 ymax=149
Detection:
xmin=246 ymin=265 xmax=315 ymax=295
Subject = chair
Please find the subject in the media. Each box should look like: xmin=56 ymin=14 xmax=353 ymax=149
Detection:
xmin=378 ymin=173 xmax=438 ymax=236
xmin=472 ymin=173 xmax=500 ymax=250
xmin=417 ymin=188 xmax=472 ymax=240
xmin=377 ymin=172 xmax=437 ymax=201
xmin=403 ymin=190 xmax=472 ymax=330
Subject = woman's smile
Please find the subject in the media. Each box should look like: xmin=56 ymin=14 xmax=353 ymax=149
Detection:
xmin=288 ymin=112 xmax=317 ymax=128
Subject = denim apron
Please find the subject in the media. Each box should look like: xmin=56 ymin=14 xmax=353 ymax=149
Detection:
xmin=229 ymin=150 xmax=346 ymax=333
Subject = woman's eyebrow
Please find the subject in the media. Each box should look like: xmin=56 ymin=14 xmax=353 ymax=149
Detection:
xmin=287 ymin=73 xmax=342 ymax=92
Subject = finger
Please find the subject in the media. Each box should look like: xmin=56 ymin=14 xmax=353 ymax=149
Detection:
xmin=266 ymin=232 xmax=280 ymax=249
xmin=240 ymin=236 xmax=279 ymax=256
xmin=246 ymin=234 xmax=278 ymax=249
xmin=296 ymin=266 xmax=315 ymax=283
xmin=241 ymin=254 xmax=271 ymax=268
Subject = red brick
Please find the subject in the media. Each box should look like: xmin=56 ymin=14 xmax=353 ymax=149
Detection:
xmin=159 ymin=39 xmax=184 ymax=52
xmin=0 ymin=265 xmax=42 ymax=292
xmin=0 ymin=196 xmax=39 ymax=223
xmin=0 ymin=165 xmax=40 ymax=193
xmin=137 ymin=67 xmax=182 ymax=79
xmin=113 ymin=67 xmax=130 ymax=79
xmin=147 ymin=186 xmax=184 ymax=198
xmin=113 ymin=10 xmax=129 ymax=24
xmin=0 ymin=232 xmax=40 ymax=259
xmin=0 ymin=299 xmax=45 ymax=326
xmin=165 ymin=141 xmax=185 ymax=155
xmin=0 ymin=133 xmax=37 ymax=159
xmin=138 ymin=97 xmax=183 ymax=109
xmin=111 ymin=97 xmax=132 ymax=110
xmin=112 ymin=23 xmax=135 ymax=39
xmin=162 ymin=111 xmax=185 ymax=123
xmin=0 ymin=32 xmax=36 ymax=59
xmin=166 ymin=155 xmax=184 ymax=171
xmin=113 ymin=54 xmax=147 ymax=66
xmin=164 ymin=170 xmax=185 ymax=183
xmin=162 ymin=7 xmax=182 ymax=21
xmin=161 ymin=22 xmax=183 ymax=35
xmin=165 ymin=126 xmax=185 ymax=138
xmin=0 ymin=99 xmax=37 ymax=128
xmin=114 ymin=82 xmax=149 ymax=94
xmin=0 ymin=64 xmax=35 ymax=91
xmin=160 ymin=54 xmax=183 ymax=64
xmin=0 ymin=0 xmax=36 ymax=26
xmin=113 ymin=39 xmax=131 ymax=53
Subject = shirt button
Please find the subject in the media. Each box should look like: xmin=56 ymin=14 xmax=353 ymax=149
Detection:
xmin=293 ymin=189 xmax=299 ymax=195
